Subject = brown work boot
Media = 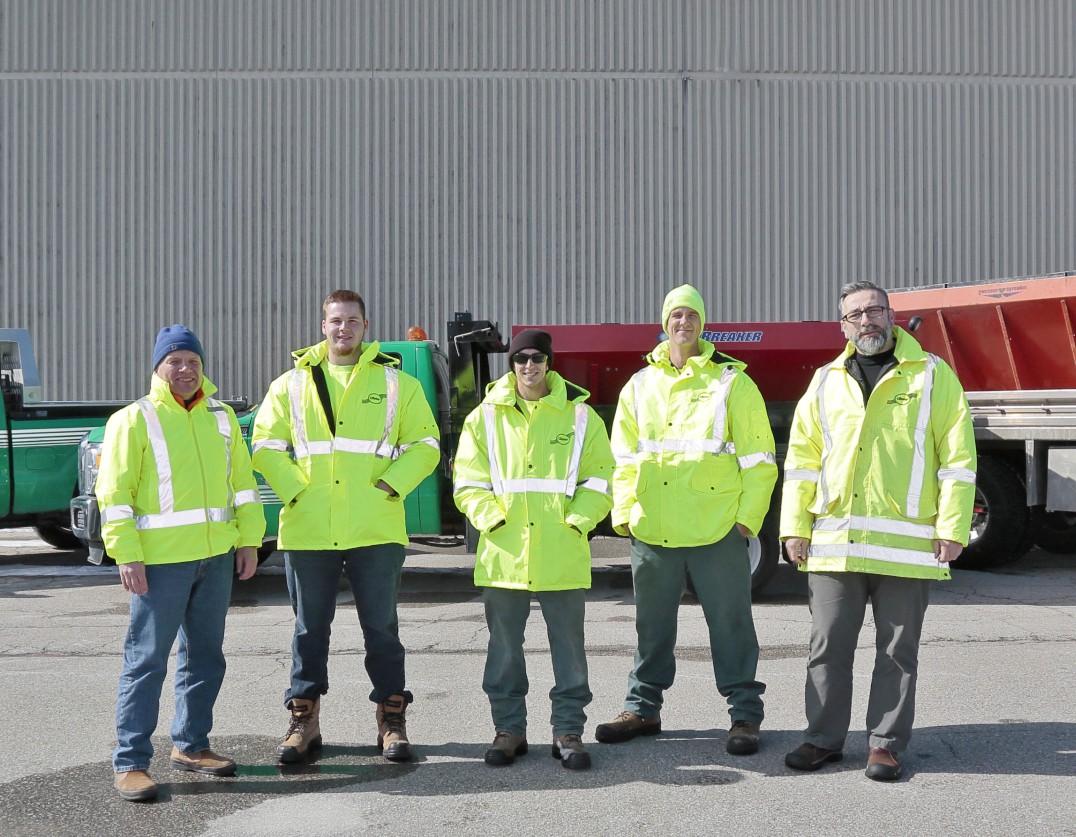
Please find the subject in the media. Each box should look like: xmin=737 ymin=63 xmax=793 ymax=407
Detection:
xmin=785 ymin=742 xmax=844 ymax=771
xmin=114 ymin=769 xmax=157 ymax=802
xmin=551 ymin=735 xmax=592 ymax=770
xmin=865 ymin=747 xmax=902 ymax=781
xmin=276 ymin=697 xmax=322 ymax=764
xmin=484 ymin=731 xmax=528 ymax=766
xmin=376 ymin=694 xmax=412 ymax=761
xmin=169 ymin=746 xmax=237 ymax=776
xmin=594 ymin=711 xmax=661 ymax=744
xmin=725 ymin=720 xmax=761 ymax=756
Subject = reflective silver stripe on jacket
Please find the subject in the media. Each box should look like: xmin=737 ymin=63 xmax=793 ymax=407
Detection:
xmin=938 ymin=467 xmax=976 ymax=484
xmin=812 ymin=515 xmax=936 ymax=540
xmin=807 ymin=542 xmax=939 ymax=568
xmin=785 ymin=468 xmax=820 ymax=483
xmin=288 ymin=364 xmax=404 ymax=459
xmin=206 ymin=399 xmax=234 ymax=508
xmin=137 ymin=508 xmax=236 ymax=530
xmin=738 ymin=451 xmax=777 ymax=470
xmin=905 ymin=354 xmax=938 ymax=519
xmin=814 ymin=366 xmax=835 ymax=510
xmin=101 ymin=505 xmax=135 ymax=524
xmin=252 ymin=438 xmax=289 ymax=453
xmin=632 ymin=365 xmax=739 ymax=458
xmin=234 ymin=489 xmax=259 ymax=506
xmin=137 ymin=398 xmax=174 ymax=513
xmin=479 ymin=402 xmax=596 ymax=498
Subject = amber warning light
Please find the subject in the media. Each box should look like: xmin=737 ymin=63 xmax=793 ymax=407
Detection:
xmin=407 ymin=326 xmax=428 ymax=341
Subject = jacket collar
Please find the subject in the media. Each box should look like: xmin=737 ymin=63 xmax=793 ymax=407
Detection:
xmin=647 ymin=338 xmax=746 ymax=373
xmin=834 ymin=326 xmax=926 ymax=368
xmin=291 ymin=339 xmax=397 ymax=369
xmin=482 ymin=370 xmax=590 ymax=408
xmin=149 ymin=372 xmax=218 ymax=407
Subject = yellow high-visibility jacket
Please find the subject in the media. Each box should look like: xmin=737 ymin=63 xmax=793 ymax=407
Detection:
xmin=97 ymin=374 xmax=265 ymax=565
xmin=453 ymin=371 xmax=614 ymax=591
xmin=610 ymin=340 xmax=778 ymax=547
xmin=780 ymin=327 xmax=977 ymax=580
xmin=251 ymin=340 xmax=439 ymax=550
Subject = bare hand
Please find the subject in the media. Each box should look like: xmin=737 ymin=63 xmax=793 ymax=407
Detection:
xmin=376 ymin=480 xmax=398 ymax=498
xmin=235 ymin=546 xmax=258 ymax=580
xmin=935 ymin=539 xmax=963 ymax=563
xmin=785 ymin=537 xmax=810 ymax=565
xmin=735 ymin=522 xmax=752 ymax=538
xmin=119 ymin=561 xmax=149 ymax=595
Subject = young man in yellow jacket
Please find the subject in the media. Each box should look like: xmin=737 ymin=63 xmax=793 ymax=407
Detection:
xmin=252 ymin=290 xmax=439 ymax=764
xmin=781 ymin=281 xmax=976 ymax=781
xmin=454 ymin=330 xmax=614 ymax=769
xmin=596 ymin=285 xmax=778 ymax=756
xmin=98 ymin=325 xmax=265 ymax=802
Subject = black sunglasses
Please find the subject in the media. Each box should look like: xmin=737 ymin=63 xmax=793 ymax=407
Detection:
xmin=511 ymin=351 xmax=548 ymax=365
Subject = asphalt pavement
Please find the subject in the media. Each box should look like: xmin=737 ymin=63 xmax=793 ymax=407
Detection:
xmin=0 ymin=529 xmax=1073 ymax=837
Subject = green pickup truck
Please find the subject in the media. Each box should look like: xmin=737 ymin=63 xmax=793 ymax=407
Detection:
xmin=70 ymin=314 xmax=505 ymax=562
xmin=0 ymin=328 xmax=131 ymax=549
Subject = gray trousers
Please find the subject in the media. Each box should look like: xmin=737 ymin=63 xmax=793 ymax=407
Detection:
xmin=482 ymin=587 xmax=592 ymax=737
xmin=804 ymin=572 xmax=931 ymax=753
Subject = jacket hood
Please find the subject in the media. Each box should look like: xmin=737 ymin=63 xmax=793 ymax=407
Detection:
xmin=482 ymin=370 xmax=590 ymax=408
xmin=290 ymin=339 xmax=399 ymax=369
xmin=836 ymin=325 xmax=925 ymax=366
xmin=647 ymin=338 xmax=746 ymax=372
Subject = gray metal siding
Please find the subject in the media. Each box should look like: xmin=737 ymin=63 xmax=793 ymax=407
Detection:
xmin=2 ymin=1 xmax=1075 ymax=401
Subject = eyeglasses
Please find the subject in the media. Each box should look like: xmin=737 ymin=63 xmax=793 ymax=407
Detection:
xmin=841 ymin=305 xmax=889 ymax=324
xmin=511 ymin=351 xmax=548 ymax=366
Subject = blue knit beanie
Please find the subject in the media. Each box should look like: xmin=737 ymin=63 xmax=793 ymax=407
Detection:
xmin=153 ymin=324 xmax=204 ymax=370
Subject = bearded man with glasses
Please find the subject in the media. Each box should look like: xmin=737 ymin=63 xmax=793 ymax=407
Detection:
xmin=781 ymin=280 xmax=976 ymax=781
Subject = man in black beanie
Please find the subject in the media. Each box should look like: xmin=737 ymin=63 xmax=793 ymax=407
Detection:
xmin=454 ymin=329 xmax=614 ymax=770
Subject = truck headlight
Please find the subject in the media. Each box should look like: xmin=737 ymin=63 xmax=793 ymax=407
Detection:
xmin=78 ymin=438 xmax=103 ymax=495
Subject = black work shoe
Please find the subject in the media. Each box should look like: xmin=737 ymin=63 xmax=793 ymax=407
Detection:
xmin=485 ymin=732 xmax=528 ymax=766
xmin=551 ymin=735 xmax=592 ymax=770
xmin=785 ymin=742 xmax=844 ymax=771
xmin=725 ymin=720 xmax=761 ymax=756
xmin=594 ymin=711 xmax=661 ymax=744
xmin=865 ymin=747 xmax=902 ymax=781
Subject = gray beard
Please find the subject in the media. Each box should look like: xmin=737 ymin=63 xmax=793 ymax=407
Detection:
xmin=853 ymin=329 xmax=890 ymax=355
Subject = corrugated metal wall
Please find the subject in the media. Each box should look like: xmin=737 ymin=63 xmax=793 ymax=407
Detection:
xmin=2 ymin=1 xmax=1074 ymax=401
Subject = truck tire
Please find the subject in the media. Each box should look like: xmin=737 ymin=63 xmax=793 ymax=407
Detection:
xmin=1031 ymin=508 xmax=1076 ymax=555
xmin=747 ymin=512 xmax=780 ymax=595
xmin=954 ymin=455 xmax=1031 ymax=570
xmin=464 ymin=520 xmax=480 ymax=554
xmin=35 ymin=523 xmax=83 ymax=551
xmin=257 ymin=541 xmax=278 ymax=565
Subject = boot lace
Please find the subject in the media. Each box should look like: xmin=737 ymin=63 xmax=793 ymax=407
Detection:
xmin=383 ymin=712 xmax=407 ymax=735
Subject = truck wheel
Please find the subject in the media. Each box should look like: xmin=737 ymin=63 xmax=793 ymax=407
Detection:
xmin=1031 ymin=509 xmax=1076 ymax=555
xmin=35 ymin=523 xmax=83 ymax=551
xmin=464 ymin=520 xmax=480 ymax=554
xmin=747 ymin=512 xmax=780 ymax=595
xmin=256 ymin=541 xmax=278 ymax=565
xmin=954 ymin=455 xmax=1031 ymax=570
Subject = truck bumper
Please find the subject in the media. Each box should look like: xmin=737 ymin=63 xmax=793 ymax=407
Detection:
xmin=70 ymin=495 xmax=106 ymax=565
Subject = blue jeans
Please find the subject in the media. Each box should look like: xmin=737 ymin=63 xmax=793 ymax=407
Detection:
xmin=624 ymin=530 xmax=765 ymax=723
xmin=113 ymin=552 xmax=234 ymax=772
xmin=482 ymin=587 xmax=592 ymax=736
xmin=284 ymin=544 xmax=411 ymax=706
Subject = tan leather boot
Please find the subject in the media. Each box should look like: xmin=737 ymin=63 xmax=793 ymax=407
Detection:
xmin=376 ymin=694 xmax=412 ymax=761
xmin=276 ymin=697 xmax=322 ymax=763
xmin=114 ymin=769 xmax=157 ymax=802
